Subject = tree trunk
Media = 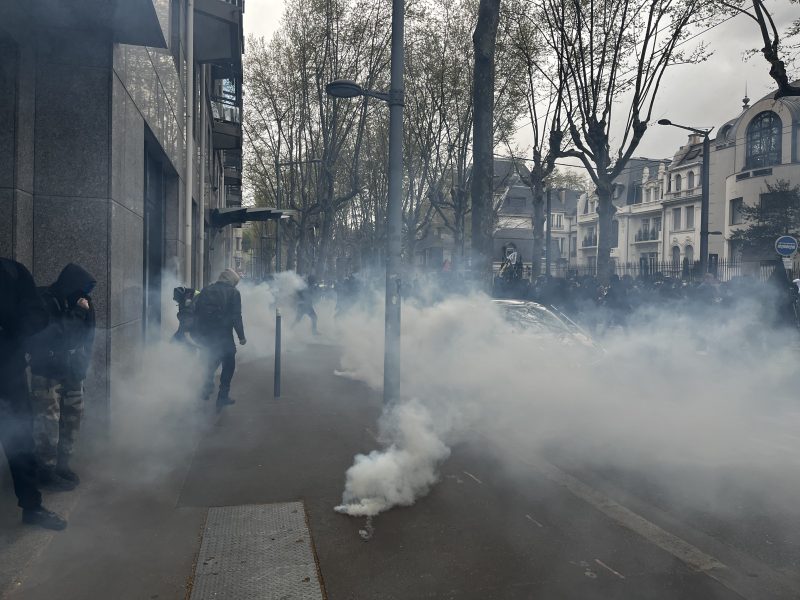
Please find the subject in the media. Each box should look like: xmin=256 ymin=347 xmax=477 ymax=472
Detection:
xmin=471 ymin=0 xmax=501 ymax=281
xmin=595 ymin=184 xmax=615 ymax=284
xmin=531 ymin=182 xmax=545 ymax=279
xmin=315 ymin=206 xmax=334 ymax=282
xmin=296 ymin=221 xmax=309 ymax=275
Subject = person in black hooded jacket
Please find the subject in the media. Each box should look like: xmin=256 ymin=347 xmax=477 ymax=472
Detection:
xmin=0 ymin=258 xmax=67 ymax=529
xmin=28 ymin=263 xmax=96 ymax=489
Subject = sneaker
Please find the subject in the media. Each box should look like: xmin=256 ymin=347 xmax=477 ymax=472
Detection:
xmin=38 ymin=468 xmax=77 ymax=492
xmin=22 ymin=506 xmax=67 ymax=530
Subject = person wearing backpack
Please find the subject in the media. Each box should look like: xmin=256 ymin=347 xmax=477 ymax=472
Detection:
xmin=194 ymin=268 xmax=246 ymax=410
xmin=28 ymin=263 xmax=96 ymax=491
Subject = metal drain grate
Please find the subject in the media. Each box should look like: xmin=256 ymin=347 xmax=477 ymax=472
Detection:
xmin=190 ymin=502 xmax=324 ymax=600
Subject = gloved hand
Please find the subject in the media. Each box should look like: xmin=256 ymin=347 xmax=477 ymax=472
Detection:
xmin=239 ymin=337 xmax=247 ymax=346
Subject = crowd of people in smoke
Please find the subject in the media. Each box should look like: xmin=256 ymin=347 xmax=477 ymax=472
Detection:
xmin=330 ymin=259 xmax=800 ymax=339
xmin=524 ymin=268 xmax=800 ymax=334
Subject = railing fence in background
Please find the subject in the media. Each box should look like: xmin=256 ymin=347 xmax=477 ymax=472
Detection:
xmin=547 ymin=259 xmax=791 ymax=283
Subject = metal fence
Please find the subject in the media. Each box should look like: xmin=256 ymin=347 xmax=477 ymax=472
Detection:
xmin=548 ymin=259 xmax=789 ymax=283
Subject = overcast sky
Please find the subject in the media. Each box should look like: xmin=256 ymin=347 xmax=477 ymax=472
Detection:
xmin=243 ymin=0 xmax=796 ymax=163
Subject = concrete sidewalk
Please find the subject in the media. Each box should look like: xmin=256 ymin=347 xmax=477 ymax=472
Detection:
xmin=0 ymin=341 xmax=371 ymax=600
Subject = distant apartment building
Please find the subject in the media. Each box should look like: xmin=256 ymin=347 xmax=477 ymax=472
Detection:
xmin=574 ymin=84 xmax=800 ymax=276
xmin=0 ymin=0 xmax=245 ymax=423
xmin=717 ymin=86 xmax=800 ymax=263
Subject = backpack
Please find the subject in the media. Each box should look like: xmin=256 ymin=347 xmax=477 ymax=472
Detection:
xmin=193 ymin=284 xmax=228 ymax=336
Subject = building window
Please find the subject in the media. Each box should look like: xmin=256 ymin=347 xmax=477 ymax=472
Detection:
xmin=746 ymin=111 xmax=782 ymax=169
xmin=672 ymin=246 xmax=680 ymax=264
xmin=611 ymin=220 xmax=619 ymax=248
xmin=653 ymin=216 xmax=661 ymax=234
xmin=672 ymin=207 xmax=681 ymax=230
xmin=553 ymin=213 xmax=563 ymax=229
xmin=688 ymin=172 xmax=695 ymax=189
xmin=675 ymin=174 xmax=682 ymax=192
xmin=730 ymin=197 xmax=744 ymax=225
xmin=685 ymin=245 xmax=694 ymax=263
xmin=686 ymin=206 xmax=695 ymax=229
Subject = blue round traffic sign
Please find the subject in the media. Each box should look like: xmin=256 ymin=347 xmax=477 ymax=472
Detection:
xmin=775 ymin=235 xmax=798 ymax=257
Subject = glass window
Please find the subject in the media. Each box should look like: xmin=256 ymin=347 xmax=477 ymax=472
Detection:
xmin=611 ymin=220 xmax=619 ymax=248
xmin=675 ymin=174 xmax=682 ymax=192
xmin=672 ymin=246 xmax=680 ymax=264
xmin=685 ymin=245 xmax=694 ymax=263
xmin=686 ymin=206 xmax=695 ymax=229
xmin=653 ymin=216 xmax=662 ymax=234
xmin=688 ymin=172 xmax=695 ymax=189
xmin=672 ymin=207 xmax=681 ymax=230
xmin=746 ymin=111 xmax=782 ymax=169
xmin=730 ymin=197 xmax=744 ymax=225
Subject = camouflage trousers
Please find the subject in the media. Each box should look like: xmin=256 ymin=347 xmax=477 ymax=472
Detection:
xmin=30 ymin=375 xmax=84 ymax=469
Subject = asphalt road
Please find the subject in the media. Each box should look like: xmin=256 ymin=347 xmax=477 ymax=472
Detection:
xmin=4 ymin=341 xmax=799 ymax=599
xmin=176 ymin=343 xmax=794 ymax=600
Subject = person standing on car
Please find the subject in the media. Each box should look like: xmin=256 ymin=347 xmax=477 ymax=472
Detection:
xmin=28 ymin=263 xmax=96 ymax=490
xmin=0 ymin=258 xmax=67 ymax=529
xmin=194 ymin=268 xmax=246 ymax=410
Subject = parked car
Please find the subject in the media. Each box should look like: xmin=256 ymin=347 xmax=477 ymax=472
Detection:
xmin=492 ymin=299 xmax=601 ymax=352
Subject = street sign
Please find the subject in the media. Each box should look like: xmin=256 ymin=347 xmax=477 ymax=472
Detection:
xmin=775 ymin=235 xmax=798 ymax=257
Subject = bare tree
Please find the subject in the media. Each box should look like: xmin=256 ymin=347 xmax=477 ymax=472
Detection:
xmin=471 ymin=0 xmax=503 ymax=279
xmin=503 ymin=0 xmax=568 ymax=278
xmin=543 ymin=0 xmax=702 ymax=282
xmin=715 ymin=0 xmax=800 ymax=97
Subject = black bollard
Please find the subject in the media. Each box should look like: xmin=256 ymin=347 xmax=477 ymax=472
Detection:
xmin=274 ymin=307 xmax=282 ymax=398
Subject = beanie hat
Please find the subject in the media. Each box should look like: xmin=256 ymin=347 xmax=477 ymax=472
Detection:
xmin=218 ymin=268 xmax=240 ymax=286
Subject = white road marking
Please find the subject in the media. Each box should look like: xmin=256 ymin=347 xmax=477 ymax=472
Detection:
xmin=595 ymin=558 xmax=626 ymax=580
xmin=529 ymin=457 xmax=726 ymax=574
xmin=525 ymin=514 xmax=544 ymax=528
xmin=462 ymin=470 xmax=483 ymax=485
xmin=476 ymin=433 xmax=800 ymax=599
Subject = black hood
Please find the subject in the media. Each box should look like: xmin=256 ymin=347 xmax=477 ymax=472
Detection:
xmin=51 ymin=263 xmax=96 ymax=298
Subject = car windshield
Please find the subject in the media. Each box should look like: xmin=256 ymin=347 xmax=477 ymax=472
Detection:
xmin=495 ymin=301 xmax=575 ymax=336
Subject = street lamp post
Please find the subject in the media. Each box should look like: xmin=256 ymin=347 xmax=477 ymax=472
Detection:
xmin=658 ymin=119 xmax=714 ymax=275
xmin=326 ymin=0 xmax=404 ymax=405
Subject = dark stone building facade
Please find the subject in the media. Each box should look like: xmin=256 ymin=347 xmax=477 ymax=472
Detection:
xmin=0 ymin=0 xmax=244 ymax=424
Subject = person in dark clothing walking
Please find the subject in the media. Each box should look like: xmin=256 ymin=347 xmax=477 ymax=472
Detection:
xmin=0 ymin=258 xmax=67 ymax=530
xmin=195 ymin=268 xmax=246 ymax=410
xmin=28 ymin=263 xmax=96 ymax=490
xmin=294 ymin=276 xmax=319 ymax=335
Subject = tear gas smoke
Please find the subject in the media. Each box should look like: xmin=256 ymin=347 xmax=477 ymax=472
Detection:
xmin=332 ymin=283 xmax=800 ymax=518
xmin=106 ymin=271 xmax=325 ymax=481
xmin=334 ymin=399 xmax=451 ymax=516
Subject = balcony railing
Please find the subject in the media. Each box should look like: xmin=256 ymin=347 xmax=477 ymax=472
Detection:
xmin=581 ymin=235 xmax=598 ymax=248
xmin=212 ymin=97 xmax=241 ymax=125
xmin=634 ymin=229 xmax=660 ymax=242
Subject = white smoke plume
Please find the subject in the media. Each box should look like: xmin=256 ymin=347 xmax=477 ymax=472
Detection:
xmin=335 ymin=400 xmax=451 ymax=517
xmin=332 ymin=284 xmax=800 ymax=518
